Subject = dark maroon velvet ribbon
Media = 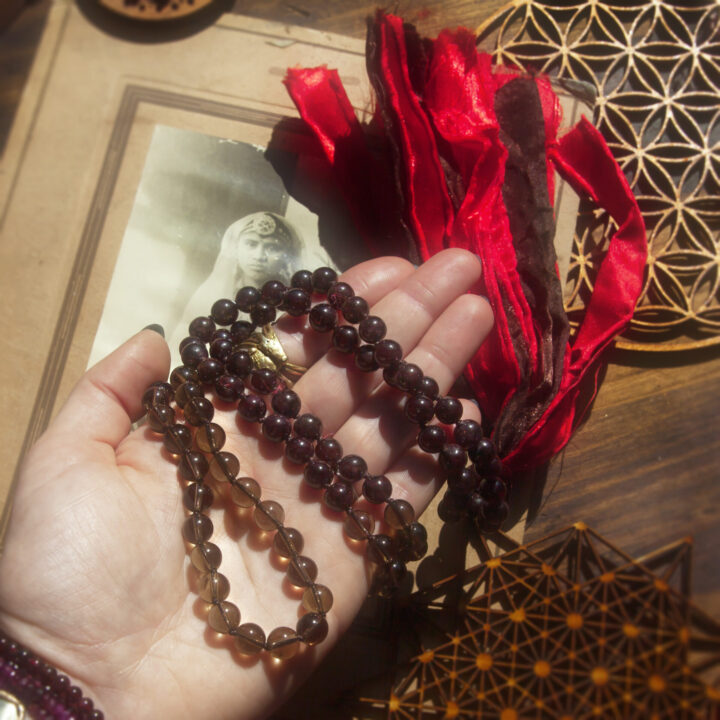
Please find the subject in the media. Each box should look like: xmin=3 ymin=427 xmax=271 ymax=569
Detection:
xmin=283 ymin=12 xmax=646 ymax=475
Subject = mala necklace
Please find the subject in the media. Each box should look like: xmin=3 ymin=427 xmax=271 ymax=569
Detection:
xmin=142 ymin=267 xmax=509 ymax=659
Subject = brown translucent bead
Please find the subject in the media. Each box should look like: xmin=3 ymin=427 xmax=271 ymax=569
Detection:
xmin=196 ymin=423 xmax=226 ymax=452
xmin=147 ymin=404 xmax=175 ymax=432
xmin=235 ymin=623 xmax=266 ymax=655
xmin=254 ymin=500 xmax=284 ymax=531
xmin=287 ymin=556 xmax=318 ymax=587
xmin=267 ymin=627 xmax=299 ymax=660
xmin=142 ymin=382 xmax=174 ymax=409
xmin=208 ymin=601 xmax=240 ymax=634
xmin=302 ymin=584 xmax=333 ymax=614
xmin=273 ymin=527 xmax=304 ymax=558
xmin=163 ymin=425 xmax=192 ymax=455
xmin=209 ymin=452 xmax=240 ymax=482
xmin=170 ymin=365 xmax=199 ymax=389
xmin=175 ymin=381 xmax=203 ymax=408
xmin=198 ymin=572 xmax=230 ymax=602
xmin=179 ymin=451 xmax=209 ymax=482
xmin=182 ymin=513 xmax=213 ymax=544
xmin=190 ymin=543 xmax=222 ymax=572
xmin=343 ymin=510 xmax=375 ymax=541
xmin=231 ymin=477 xmax=261 ymax=507
xmin=184 ymin=396 xmax=214 ymax=426
xmin=296 ymin=613 xmax=329 ymax=646
xmin=183 ymin=483 xmax=214 ymax=512
xmin=384 ymin=499 xmax=415 ymax=529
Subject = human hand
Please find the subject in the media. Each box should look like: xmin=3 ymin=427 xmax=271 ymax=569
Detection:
xmin=0 ymin=249 xmax=493 ymax=719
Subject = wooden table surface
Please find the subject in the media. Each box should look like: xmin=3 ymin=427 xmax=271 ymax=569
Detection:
xmin=1 ymin=0 xmax=719 ymax=626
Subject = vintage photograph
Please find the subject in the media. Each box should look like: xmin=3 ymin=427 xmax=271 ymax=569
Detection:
xmin=88 ymin=125 xmax=342 ymax=367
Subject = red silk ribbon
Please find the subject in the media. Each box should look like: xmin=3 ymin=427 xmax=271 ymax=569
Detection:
xmin=283 ymin=12 xmax=646 ymax=475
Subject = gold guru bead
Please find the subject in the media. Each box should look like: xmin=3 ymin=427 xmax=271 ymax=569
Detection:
xmin=142 ymin=267 xmax=507 ymax=657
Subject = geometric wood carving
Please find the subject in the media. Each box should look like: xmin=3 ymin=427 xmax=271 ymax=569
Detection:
xmin=358 ymin=523 xmax=720 ymax=719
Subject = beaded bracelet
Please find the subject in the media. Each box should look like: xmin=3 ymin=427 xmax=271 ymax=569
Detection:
xmin=0 ymin=633 xmax=103 ymax=720
xmin=143 ymin=266 xmax=509 ymax=657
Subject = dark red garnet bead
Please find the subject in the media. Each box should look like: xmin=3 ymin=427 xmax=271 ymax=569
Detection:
xmin=261 ymin=280 xmax=286 ymax=306
xmin=417 ymin=425 xmax=446 ymax=453
xmin=358 ymin=315 xmax=386 ymax=343
xmin=285 ymin=436 xmax=316 ymax=464
xmin=312 ymin=266 xmax=337 ymax=293
xmin=235 ymin=285 xmax=261 ymax=312
xmin=291 ymin=269 xmax=314 ymax=292
xmin=417 ymin=376 xmax=439 ymax=398
xmin=227 ymin=350 xmax=254 ymax=378
xmin=315 ymin=437 xmax=343 ymax=465
xmin=304 ymin=459 xmax=334 ymax=488
xmin=332 ymin=325 xmax=359 ymax=353
xmin=405 ymin=395 xmax=435 ymax=424
xmin=197 ymin=357 xmax=224 ymax=384
xmin=282 ymin=288 xmax=311 ymax=316
xmin=355 ymin=344 xmax=379 ymax=372
xmin=189 ymin=316 xmax=215 ymax=341
xmin=272 ymin=388 xmax=301 ymax=418
xmin=214 ymin=374 xmax=244 ymax=401
xmin=327 ymin=281 xmax=354 ymax=309
xmin=479 ymin=476 xmax=507 ymax=504
xmin=250 ymin=368 xmax=278 ymax=395
xmin=435 ymin=396 xmax=463 ymax=424
xmin=210 ymin=337 xmax=233 ymax=362
xmin=294 ymin=413 xmax=323 ymax=440
xmin=180 ymin=340 xmax=208 ymax=368
xmin=362 ymin=474 xmax=392 ymax=504
xmin=447 ymin=466 xmax=478 ymax=494
xmin=396 ymin=362 xmax=423 ymax=392
xmin=454 ymin=419 xmax=483 ymax=449
xmin=309 ymin=303 xmax=338 ymax=332
xmin=342 ymin=296 xmax=369 ymax=323
xmin=324 ymin=481 xmax=355 ymax=511
xmin=211 ymin=298 xmax=238 ymax=325
xmin=230 ymin=319 xmax=254 ymax=342
xmin=238 ymin=393 xmax=267 ymax=422
xmin=337 ymin=454 xmax=367 ymax=481
xmin=250 ymin=301 xmax=276 ymax=326
xmin=262 ymin=414 xmax=292 ymax=443
xmin=439 ymin=443 xmax=468 ymax=473
xmin=374 ymin=339 xmax=403 ymax=367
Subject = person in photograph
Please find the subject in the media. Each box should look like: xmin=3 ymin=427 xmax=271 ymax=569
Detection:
xmin=173 ymin=211 xmax=329 ymax=346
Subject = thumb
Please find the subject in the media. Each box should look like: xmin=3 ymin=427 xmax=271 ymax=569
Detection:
xmin=47 ymin=328 xmax=170 ymax=458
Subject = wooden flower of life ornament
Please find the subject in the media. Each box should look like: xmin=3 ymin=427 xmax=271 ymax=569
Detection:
xmin=358 ymin=523 xmax=720 ymax=719
xmin=477 ymin=1 xmax=720 ymax=351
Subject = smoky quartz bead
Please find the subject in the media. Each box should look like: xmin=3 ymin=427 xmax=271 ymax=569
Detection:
xmin=287 ymin=556 xmax=318 ymax=587
xmin=209 ymin=451 xmax=239 ymax=482
xmin=180 ymin=340 xmax=208 ymax=368
xmin=175 ymin=381 xmax=203 ymax=408
xmin=163 ymin=425 xmax=192 ymax=454
xmin=182 ymin=514 xmax=213 ymax=544
xmin=210 ymin=337 xmax=233 ymax=362
xmin=302 ymin=584 xmax=333 ymax=613
xmin=230 ymin=477 xmax=261 ymax=507
xmin=254 ymin=500 xmax=285 ymax=531
xmin=147 ymin=404 xmax=174 ymax=432
xmin=190 ymin=543 xmax=222 ymax=572
xmin=296 ymin=613 xmax=328 ymax=646
xmin=384 ymin=499 xmax=414 ymax=529
xmin=273 ymin=527 xmax=304 ymax=558
xmin=235 ymin=623 xmax=266 ymax=655
xmin=183 ymin=483 xmax=214 ymax=512
xmin=267 ymin=627 xmax=299 ymax=660
xmin=170 ymin=365 xmax=198 ymax=389
xmin=198 ymin=572 xmax=230 ymax=602
xmin=208 ymin=601 xmax=240 ymax=634
xmin=183 ymin=396 xmax=214 ymax=426
xmin=143 ymin=382 xmax=174 ymax=409
xmin=179 ymin=451 xmax=209 ymax=481
xmin=367 ymin=534 xmax=393 ymax=564
xmin=343 ymin=510 xmax=375 ymax=540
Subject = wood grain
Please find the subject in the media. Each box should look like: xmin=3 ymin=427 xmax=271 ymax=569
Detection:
xmin=1 ymin=0 xmax=718 ymax=625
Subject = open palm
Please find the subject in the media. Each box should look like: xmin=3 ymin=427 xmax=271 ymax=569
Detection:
xmin=0 ymin=250 xmax=492 ymax=719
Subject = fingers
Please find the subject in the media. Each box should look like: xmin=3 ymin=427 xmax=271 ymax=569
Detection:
xmin=334 ymin=292 xmax=493 ymax=475
xmin=44 ymin=330 xmax=170 ymax=462
xmin=273 ymin=256 xmax=415 ymax=369
xmin=294 ymin=249 xmax=483 ymax=432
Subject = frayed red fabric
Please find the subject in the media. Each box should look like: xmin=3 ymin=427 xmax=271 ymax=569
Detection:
xmin=284 ymin=12 xmax=646 ymax=475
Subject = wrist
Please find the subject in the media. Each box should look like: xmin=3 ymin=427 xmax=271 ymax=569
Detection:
xmin=0 ymin=631 xmax=104 ymax=720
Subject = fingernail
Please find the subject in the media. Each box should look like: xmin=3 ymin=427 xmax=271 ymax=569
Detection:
xmin=143 ymin=324 xmax=165 ymax=337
